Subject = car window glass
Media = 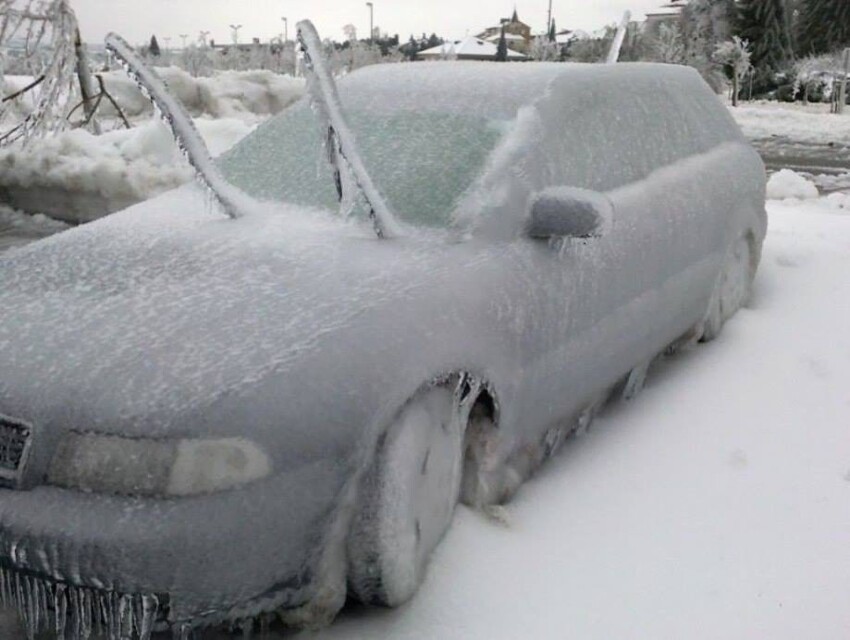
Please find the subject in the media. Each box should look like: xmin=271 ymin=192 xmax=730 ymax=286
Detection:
xmin=540 ymin=71 xmax=742 ymax=193
xmin=218 ymin=102 xmax=504 ymax=229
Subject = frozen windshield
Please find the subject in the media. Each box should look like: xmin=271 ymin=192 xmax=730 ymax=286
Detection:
xmin=219 ymin=101 xmax=504 ymax=228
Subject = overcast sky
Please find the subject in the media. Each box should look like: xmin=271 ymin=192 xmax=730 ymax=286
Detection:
xmin=73 ymin=0 xmax=670 ymax=46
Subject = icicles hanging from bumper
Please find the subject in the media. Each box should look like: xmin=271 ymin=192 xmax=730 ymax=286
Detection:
xmin=0 ymin=564 xmax=162 ymax=640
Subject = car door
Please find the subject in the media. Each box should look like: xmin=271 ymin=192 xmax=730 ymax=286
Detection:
xmin=488 ymin=68 xmax=736 ymax=445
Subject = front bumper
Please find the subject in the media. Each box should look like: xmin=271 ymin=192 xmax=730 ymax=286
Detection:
xmin=0 ymin=459 xmax=344 ymax=633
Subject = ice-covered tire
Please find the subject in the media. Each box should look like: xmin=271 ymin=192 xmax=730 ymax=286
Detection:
xmin=702 ymin=237 xmax=752 ymax=341
xmin=348 ymin=385 xmax=465 ymax=607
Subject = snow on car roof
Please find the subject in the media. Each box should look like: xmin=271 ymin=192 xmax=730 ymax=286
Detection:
xmin=334 ymin=61 xmax=705 ymax=121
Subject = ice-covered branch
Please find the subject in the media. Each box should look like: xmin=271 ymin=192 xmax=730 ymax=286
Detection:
xmin=297 ymin=19 xmax=402 ymax=239
xmin=0 ymin=0 xmax=80 ymax=145
xmin=105 ymin=32 xmax=250 ymax=220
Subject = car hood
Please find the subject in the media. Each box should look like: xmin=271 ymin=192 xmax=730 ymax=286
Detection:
xmin=0 ymin=186 xmax=491 ymax=436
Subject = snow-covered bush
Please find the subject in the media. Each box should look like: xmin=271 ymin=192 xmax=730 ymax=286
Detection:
xmin=793 ymin=52 xmax=847 ymax=104
xmin=96 ymin=67 xmax=304 ymax=119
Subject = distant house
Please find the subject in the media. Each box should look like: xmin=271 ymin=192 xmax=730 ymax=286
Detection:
xmin=477 ymin=9 xmax=533 ymax=54
xmin=643 ymin=2 xmax=685 ymax=39
xmin=417 ymin=36 xmax=527 ymax=61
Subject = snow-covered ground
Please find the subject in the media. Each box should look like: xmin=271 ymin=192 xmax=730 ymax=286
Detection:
xmin=290 ymin=191 xmax=849 ymax=640
xmin=730 ymin=100 xmax=850 ymax=145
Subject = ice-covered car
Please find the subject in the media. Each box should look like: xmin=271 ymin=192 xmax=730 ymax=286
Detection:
xmin=0 ymin=23 xmax=766 ymax=639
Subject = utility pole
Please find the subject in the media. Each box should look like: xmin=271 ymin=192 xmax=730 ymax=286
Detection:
xmin=282 ymin=16 xmax=288 ymax=43
xmin=163 ymin=36 xmax=171 ymax=52
xmin=199 ymin=30 xmax=211 ymax=47
xmin=366 ymin=2 xmax=374 ymax=45
xmin=230 ymin=24 xmax=242 ymax=45
xmin=179 ymin=34 xmax=188 ymax=49
xmin=547 ymin=0 xmax=553 ymax=36
xmin=838 ymin=48 xmax=849 ymax=116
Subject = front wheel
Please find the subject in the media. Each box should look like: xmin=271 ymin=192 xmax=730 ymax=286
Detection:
xmin=347 ymin=383 xmax=468 ymax=607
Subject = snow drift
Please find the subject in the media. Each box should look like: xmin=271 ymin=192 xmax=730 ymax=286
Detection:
xmin=0 ymin=70 xmax=304 ymax=223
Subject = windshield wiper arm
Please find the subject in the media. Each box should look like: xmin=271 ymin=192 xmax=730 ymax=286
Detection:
xmin=105 ymin=32 xmax=251 ymax=220
xmin=297 ymin=20 xmax=402 ymax=239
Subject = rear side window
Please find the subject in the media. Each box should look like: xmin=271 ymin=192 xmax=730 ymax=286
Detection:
xmin=538 ymin=68 xmax=742 ymax=192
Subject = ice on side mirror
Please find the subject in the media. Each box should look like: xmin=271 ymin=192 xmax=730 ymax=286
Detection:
xmin=526 ymin=187 xmax=614 ymax=240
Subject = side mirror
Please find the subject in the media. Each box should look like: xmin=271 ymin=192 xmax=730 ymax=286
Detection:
xmin=526 ymin=187 xmax=614 ymax=240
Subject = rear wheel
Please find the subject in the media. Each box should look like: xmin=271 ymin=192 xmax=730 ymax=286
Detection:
xmin=702 ymin=237 xmax=752 ymax=341
xmin=348 ymin=384 xmax=467 ymax=607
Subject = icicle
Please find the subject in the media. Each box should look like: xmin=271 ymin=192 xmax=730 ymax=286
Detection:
xmin=0 ymin=566 xmax=10 ymax=606
xmin=14 ymin=572 xmax=23 ymax=623
xmin=23 ymin=575 xmax=37 ymax=640
xmin=137 ymin=594 xmax=158 ymax=640
xmin=69 ymin=584 xmax=82 ymax=640
xmin=54 ymin=583 xmax=68 ymax=640
xmin=172 ymin=621 xmax=192 ymax=640
xmin=79 ymin=588 xmax=92 ymax=640
xmin=119 ymin=594 xmax=134 ymax=640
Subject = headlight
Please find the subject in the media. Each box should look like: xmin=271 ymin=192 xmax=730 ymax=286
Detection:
xmin=48 ymin=432 xmax=271 ymax=497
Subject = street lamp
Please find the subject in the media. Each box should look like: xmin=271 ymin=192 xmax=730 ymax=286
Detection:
xmin=281 ymin=16 xmax=288 ymax=43
xmin=199 ymin=30 xmax=211 ymax=47
xmin=179 ymin=34 xmax=189 ymax=49
xmin=229 ymin=24 xmax=243 ymax=45
xmin=163 ymin=36 xmax=171 ymax=52
xmin=366 ymin=2 xmax=373 ymax=45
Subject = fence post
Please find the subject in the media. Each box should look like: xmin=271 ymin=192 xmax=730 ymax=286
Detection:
xmin=837 ymin=48 xmax=849 ymax=115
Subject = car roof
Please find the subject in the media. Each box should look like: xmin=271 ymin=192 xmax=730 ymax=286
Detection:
xmin=336 ymin=61 xmax=706 ymax=121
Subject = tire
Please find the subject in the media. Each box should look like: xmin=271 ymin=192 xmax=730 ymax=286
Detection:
xmin=701 ymin=237 xmax=752 ymax=342
xmin=348 ymin=384 xmax=466 ymax=607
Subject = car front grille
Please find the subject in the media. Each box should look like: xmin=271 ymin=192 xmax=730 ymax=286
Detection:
xmin=0 ymin=415 xmax=31 ymax=488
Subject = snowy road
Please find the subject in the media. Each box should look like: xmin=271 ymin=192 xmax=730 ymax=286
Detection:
xmin=1 ymin=195 xmax=848 ymax=639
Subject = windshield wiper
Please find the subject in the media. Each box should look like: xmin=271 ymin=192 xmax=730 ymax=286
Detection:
xmin=105 ymin=32 xmax=251 ymax=220
xmin=297 ymin=20 xmax=402 ymax=239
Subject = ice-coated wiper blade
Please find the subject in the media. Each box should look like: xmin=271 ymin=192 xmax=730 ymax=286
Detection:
xmin=105 ymin=32 xmax=249 ymax=220
xmin=297 ymin=20 xmax=402 ymax=239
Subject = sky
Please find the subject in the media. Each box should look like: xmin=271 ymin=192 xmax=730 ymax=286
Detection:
xmin=72 ymin=0 xmax=671 ymax=46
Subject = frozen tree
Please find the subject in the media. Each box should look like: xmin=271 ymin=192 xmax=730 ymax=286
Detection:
xmin=652 ymin=23 xmax=687 ymax=64
xmin=148 ymin=34 xmax=161 ymax=57
xmin=530 ymin=35 xmax=561 ymax=61
xmin=566 ymin=31 xmax=612 ymax=63
xmin=796 ymin=0 xmax=850 ymax=56
xmin=179 ymin=44 xmax=213 ymax=77
xmin=736 ymin=0 xmax=794 ymax=93
xmin=0 ymin=0 xmax=101 ymax=145
xmin=714 ymin=36 xmax=752 ymax=105
xmin=342 ymin=24 xmax=357 ymax=43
